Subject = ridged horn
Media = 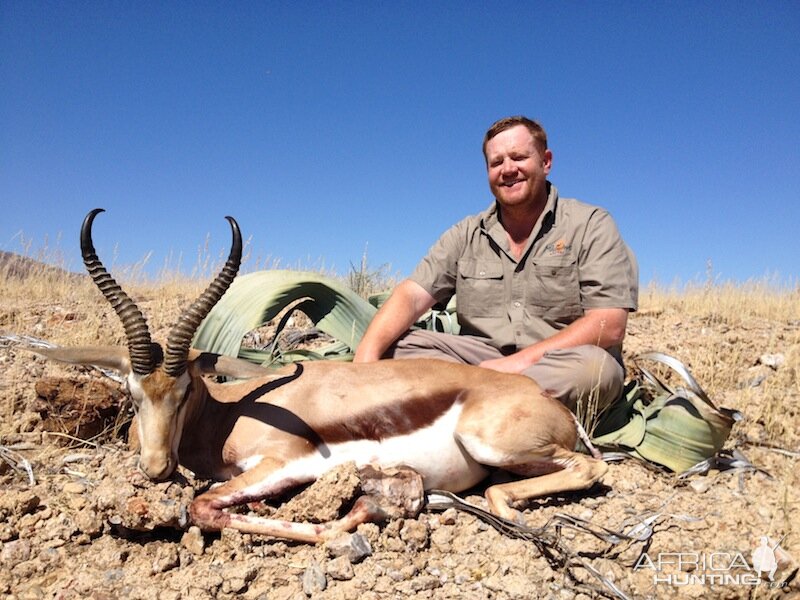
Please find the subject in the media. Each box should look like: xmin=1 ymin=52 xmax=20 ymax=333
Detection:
xmin=163 ymin=216 xmax=242 ymax=377
xmin=81 ymin=208 xmax=156 ymax=375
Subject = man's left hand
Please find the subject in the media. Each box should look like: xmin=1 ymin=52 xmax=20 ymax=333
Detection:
xmin=479 ymin=355 xmax=532 ymax=374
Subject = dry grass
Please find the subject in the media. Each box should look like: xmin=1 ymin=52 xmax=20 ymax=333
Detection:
xmin=635 ymin=280 xmax=799 ymax=445
xmin=642 ymin=277 xmax=799 ymax=323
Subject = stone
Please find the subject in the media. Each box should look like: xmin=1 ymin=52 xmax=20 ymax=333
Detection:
xmin=323 ymin=532 xmax=372 ymax=563
xmin=63 ymin=482 xmax=86 ymax=495
xmin=181 ymin=526 xmax=205 ymax=556
xmin=758 ymin=353 xmax=785 ymax=369
xmin=399 ymin=519 xmax=429 ymax=550
xmin=0 ymin=539 xmax=32 ymax=567
xmin=301 ymin=561 xmax=326 ymax=595
xmin=326 ymin=555 xmax=355 ymax=580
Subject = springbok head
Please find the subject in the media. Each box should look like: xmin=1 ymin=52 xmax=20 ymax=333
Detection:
xmin=43 ymin=209 xmax=242 ymax=480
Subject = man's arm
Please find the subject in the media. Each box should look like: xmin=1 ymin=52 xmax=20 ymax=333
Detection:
xmin=353 ymin=279 xmax=437 ymax=362
xmin=479 ymin=307 xmax=629 ymax=374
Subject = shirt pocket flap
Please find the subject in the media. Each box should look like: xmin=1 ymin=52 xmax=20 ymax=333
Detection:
xmin=458 ymin=260 xmax=504 ymax=280
xmin=530 ymin=255 xmax=577 ymax=269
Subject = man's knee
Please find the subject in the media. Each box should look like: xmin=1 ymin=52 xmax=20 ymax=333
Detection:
xmin=523 ymin=346 xmax=624 ymax=413
xmin=388 ymin=330 xmax=505 ymax=366
xmin=387 ymin=330 xmax=462 ymax=362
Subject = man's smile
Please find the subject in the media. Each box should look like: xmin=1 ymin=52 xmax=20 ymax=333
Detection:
xmin=501 ymin=179 xmax=525 ymax=188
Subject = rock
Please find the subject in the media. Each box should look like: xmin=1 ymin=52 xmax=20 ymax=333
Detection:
xmin=430 ymin=526 xmax=453 ymax=549
xmin=63 ymin=481 xmax=86 ymax=495
xmin=758 ymin=353 xmax=785 ymax=369
xmin=326 ymin=555 xmax=355 ymax=580
xmin=439 ymin=508 xmax=459 ymax=525
xmin=409 ymin=575 xmax=440 ymax=592
xmin=1 ymin=491 xmax=40 ymax=517
xmin=33 ymin=376 xmax=124 ymax=442
xmin=73 ymin=508 xmax=103 ymax=537
xmin=746 ymin=374 xmax=767 ymax=388
xmin=690 ymin=479 xmax=712 ymax=493
xmin=483 ymin=574 xmax=533 ymax=599
xmin=275 ymin=462 xmax=361 ymax=523
xmin=151 ymin=544 xmax=180 ymax=574
xmin=222 ymin=577 xmax=248 ymax=594
xmin=324 ymin=532 xmax=372 ymax=563
xmin=301 ymin=561 xmax=326 ymax=595
xmin=181 ymin=526 xmax=205 ymax=556
xmin=0 ymin=539 xmax=32 ymax=567
xmin=357 ymin=465 xmax=425 ymax=519
xmin=399 ymin=519 xmax=429 ymax=550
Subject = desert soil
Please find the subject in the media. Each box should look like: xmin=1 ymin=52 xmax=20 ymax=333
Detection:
xmin=1 ymin=297 xmax=798 ymax=599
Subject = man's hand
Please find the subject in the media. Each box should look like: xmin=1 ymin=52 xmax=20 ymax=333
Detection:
xmin=478 ymin=354 xmax=531 ymax=374
xmin=477 ymin=307 xmax=629 ymax=375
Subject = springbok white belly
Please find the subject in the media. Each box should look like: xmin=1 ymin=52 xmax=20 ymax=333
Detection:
xmin=237 ymin=402 xmax=488 ymax=500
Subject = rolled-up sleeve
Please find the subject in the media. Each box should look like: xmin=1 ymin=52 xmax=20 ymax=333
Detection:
xmin=578 ymin=209 xmax=639 ymax=311
xmin=408 ymin=221 xmax=468 ymax=307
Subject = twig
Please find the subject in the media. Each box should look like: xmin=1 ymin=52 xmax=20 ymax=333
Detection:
xmin=741 ymin=438 xmax=800 ymax=458
xmin=425 ymin=490 xmax=658 ymax=600
xmin=0 ymin=445 xmax=36 ymax=486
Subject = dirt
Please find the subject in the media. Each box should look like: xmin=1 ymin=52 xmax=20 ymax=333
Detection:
xmin=1 ymin=305 xmax=799 ymax=599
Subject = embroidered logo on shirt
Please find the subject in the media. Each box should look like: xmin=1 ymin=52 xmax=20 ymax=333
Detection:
xmin=545 ymin=239 xmax=571 ymax=256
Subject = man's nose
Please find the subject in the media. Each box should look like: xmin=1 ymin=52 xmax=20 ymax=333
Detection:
xmin=500 ymin=158 xmax=517 ymax=175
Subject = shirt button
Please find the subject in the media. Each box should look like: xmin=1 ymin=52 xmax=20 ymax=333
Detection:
xmin=479 ymin=270 xmax=486 ymax=276
xmin=514 ymin=301 xmax=521 ymax=308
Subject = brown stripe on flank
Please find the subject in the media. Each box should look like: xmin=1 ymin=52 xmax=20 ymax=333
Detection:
xmin=314 ymin=390 xmax=462 ymax=443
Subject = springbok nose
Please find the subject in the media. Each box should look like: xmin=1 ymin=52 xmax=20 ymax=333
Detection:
xmin=138 ymin=452 xmax=175 ymax=481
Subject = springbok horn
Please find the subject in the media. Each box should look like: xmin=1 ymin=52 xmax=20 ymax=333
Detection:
xmin=163 ymin=216 xmax=242 ymax=377
xmin=81 ymin=208 xmax=156 ymax=375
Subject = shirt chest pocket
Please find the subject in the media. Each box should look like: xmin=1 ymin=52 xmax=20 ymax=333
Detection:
xmin=527 ymin=256 xmax=581 ymax=312
xmin=456 ymin=260 xmax=505 ymax=317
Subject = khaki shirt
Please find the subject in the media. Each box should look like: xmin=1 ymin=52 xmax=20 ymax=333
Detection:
xmin=409 ymin=183 xmax=638 ymax=361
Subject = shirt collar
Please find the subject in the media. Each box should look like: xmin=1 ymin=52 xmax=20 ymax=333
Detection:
xmin=480 ymin=181 xmax=559 ymax=234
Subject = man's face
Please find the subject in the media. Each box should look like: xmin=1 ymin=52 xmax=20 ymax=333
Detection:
xmin=485 ymin=125 xmax=552 ymax=211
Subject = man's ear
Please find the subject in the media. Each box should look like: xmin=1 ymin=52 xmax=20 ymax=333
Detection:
xmin=32 ymin=346 xmax=132 ymax=375
xmin=542 ymin=148 xmax=553 ymax=174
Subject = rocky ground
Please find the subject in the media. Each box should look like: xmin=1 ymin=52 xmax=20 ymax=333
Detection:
xmin=1 ymin=297 xmax=798 ymax=599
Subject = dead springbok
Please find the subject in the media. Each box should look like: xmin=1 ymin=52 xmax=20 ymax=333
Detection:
xmin=37 ymin=209 xmax=608 ymax=543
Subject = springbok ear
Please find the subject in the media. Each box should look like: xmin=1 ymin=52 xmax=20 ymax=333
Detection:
xmin=188 ymin=349 xmax=273 ymax=379
xmin=32 ymin=346 xmax=132 ymax=375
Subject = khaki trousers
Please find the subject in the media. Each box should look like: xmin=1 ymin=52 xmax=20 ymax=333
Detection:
xmin=387 ymin=330 xmax=624 ymax=415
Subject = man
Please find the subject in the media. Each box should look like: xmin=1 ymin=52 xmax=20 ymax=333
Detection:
xmin=354 ymin=116 xmax=638 ymax=413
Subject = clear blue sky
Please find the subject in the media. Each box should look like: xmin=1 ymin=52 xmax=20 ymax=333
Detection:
xmin=2 ymin=2 xmax=798 ymax=286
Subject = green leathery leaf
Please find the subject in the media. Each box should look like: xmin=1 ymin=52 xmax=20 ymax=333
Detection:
xmin=192 ymin=270 xmax=377 ymax=364
xmin=592 ymin=381 xmax=647 ymax=447
xmin=634 ymin=395 xmax=733 ymax=472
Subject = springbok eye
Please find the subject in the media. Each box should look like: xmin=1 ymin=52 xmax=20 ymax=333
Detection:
xmin=122 ymin=382 xmax=141 ymax=414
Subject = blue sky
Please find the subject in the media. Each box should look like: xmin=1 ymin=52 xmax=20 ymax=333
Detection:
xmin=2 ymin=2 xmax=798 ymax=286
